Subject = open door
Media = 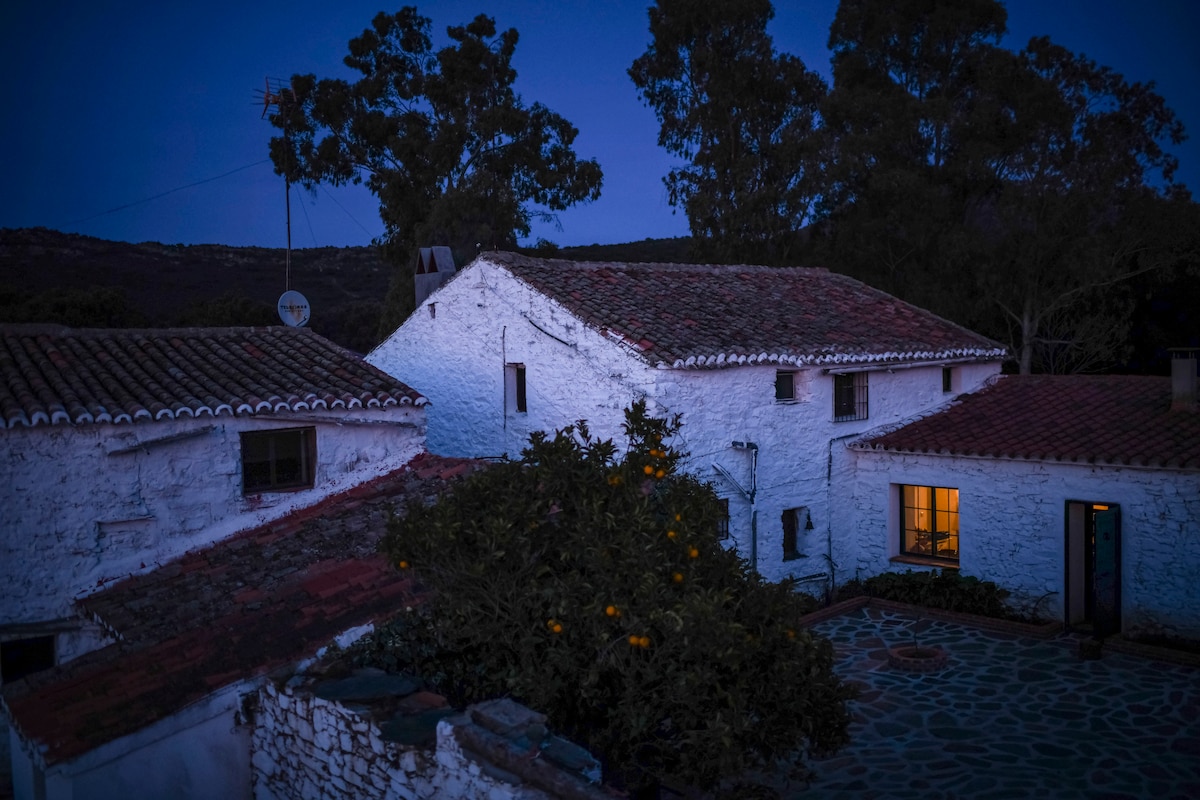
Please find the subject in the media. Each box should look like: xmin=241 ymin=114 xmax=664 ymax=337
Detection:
xmin=1065 ymin=502 xmax=1121 ymax=634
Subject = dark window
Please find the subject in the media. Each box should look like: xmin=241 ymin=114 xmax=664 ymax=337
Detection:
xmin=506 ymin=363 xmax=527 ymax=413
xmin=241 ymin=427 xmax=315 ymax=493
xmin=942 ymin=367 xmax=953 ymax=393
xmin=834 ymin=372 xmax=868 ymax=421
xmin=899 ymin=485 xmax=959 ymax=563
xmin=716 ymin=498 xmax=730 ymax=539
xmin=775 ymin=371 xmax=795 ymax=401
xmin=782 ymin=507 xmax=806 ymax=561
xmin=1 ymin=635 xmax=55 ymax=684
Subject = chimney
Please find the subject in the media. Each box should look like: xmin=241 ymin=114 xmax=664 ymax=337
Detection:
xmin=1170 ymin=348 xmax=1198 ymax=412
xmin=413 ymin=246 xmax=456 ymax=308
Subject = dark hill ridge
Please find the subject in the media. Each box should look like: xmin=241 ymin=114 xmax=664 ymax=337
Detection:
xmin=0 ymin=228 xmax=694 ymax=322
xmin=0 ymin=227 xmax=394 ymax=321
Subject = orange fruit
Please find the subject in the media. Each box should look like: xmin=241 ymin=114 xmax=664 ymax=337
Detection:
xmin=643 ymin=464 xmax=654 ymax=475
xmin=688 ymin=547 xmax=699 ymax=558
xmin=605 ymin=605 xmax=618 ymax=617
xmin=667 ymin=530 xmax=677 ymax=539
xmin=638 ymin=636 xmax=651 ymax=648
xmin=628 ymin=634 xmax=640 ymax=646
xmin=672 ymin=572 xmax=684 ymax=583
xmin=655 ymin=469 xmax=666 ymax=479
xmin=398 ymin=561 xmax=410 ymax=569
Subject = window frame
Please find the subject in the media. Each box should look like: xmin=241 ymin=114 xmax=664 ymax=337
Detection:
xmin=833 ymin=372 xmax=869 ymax=421
xmin=775 ymin=370 xmax=796 ymax=402
xmin=898 ymin=484 xmax=960 ymax=564
xmin=716 ymin=498 xmax=730 ymax=540
xmin=505 ymin=363 xmax=527 ymax=414
xmin=240 ymin=426 xmax=316 ymax=494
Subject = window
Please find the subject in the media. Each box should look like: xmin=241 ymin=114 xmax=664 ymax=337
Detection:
xmin=899 ymin=485 xmax=959 ymax=563
xmin=241 ymin=427 xmax=315 ymax=493
xmin=782 ymin=506 xmax=810 ymax=561
xmin=506 ymin=363 xmax=527 ymax=413
xmin=716 ymin=498 xmax=730 ymax=540
xmin=942 ymin=367 xmax=954 ymax=393
xmin=775 ymin=371 xmax=795 ymax=401
xmin=833 ymin=372 xmax=868 ymax=421
xmin=1 ymin=635 xmax=55 ymax=684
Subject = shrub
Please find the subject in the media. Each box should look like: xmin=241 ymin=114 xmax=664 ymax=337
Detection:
xmin=379 ymin=402 xmax=854 ymax=792
xmin=835 ymin=569 xmax=1021 ymax=620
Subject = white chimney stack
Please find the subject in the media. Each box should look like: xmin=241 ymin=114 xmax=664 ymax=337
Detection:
xmin=1170 ymin=348 xmax=1198 ymax=412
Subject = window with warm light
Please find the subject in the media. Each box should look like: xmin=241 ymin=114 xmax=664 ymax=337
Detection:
xmin=899 ymin=485 xmax=959 ymax=563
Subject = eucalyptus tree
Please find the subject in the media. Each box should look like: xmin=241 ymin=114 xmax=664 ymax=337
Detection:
xmin=268 ymin=7 xmax=602 ymax=331
xmin=630 ymin=0 xmax=828 ymax=265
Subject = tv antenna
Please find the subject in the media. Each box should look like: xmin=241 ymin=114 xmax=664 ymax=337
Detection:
xmin=256 ymin=77 xmax=310 ymax=326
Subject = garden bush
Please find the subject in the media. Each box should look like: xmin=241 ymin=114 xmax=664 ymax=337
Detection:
xmin=835 ymin=569 xmax=1026 ymax=620
xmin=375 ymin=402 xmax=854 ymax=792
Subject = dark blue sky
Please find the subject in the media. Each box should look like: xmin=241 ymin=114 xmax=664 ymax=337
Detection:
xmin=2 ymin=1 xmax=1197 ymax=250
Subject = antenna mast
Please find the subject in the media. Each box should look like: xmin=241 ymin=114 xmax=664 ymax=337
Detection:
xmin=257 ymin=77 xmax=311 ymax=328
xmin=258 ymin=77 xmax=296 ymax=291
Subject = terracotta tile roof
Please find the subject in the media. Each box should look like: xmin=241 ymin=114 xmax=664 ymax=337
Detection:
xmin=483 ymin=252 xmax=1006 ymax=368
xmin=854 ymin=375 xmax=1200 ymax=469
xmin=0 ymin=324 xmax=426 ymax=429
xmin=0 ymin=452 xmax=485 ymax=766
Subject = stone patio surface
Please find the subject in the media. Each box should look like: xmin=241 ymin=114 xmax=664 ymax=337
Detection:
xmin=791 ymin=606 xmax=1200 ymax=799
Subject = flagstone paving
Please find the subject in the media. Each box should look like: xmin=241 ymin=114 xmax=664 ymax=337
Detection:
xmin=791 ymin=606 xmax=1200 ymax=799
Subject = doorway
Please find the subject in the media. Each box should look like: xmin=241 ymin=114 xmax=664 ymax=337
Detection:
xmin=1065 ymin=501 xmax=1121 ymax=635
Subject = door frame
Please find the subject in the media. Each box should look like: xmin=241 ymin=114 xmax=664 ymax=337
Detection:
xmin=1063 ymin=500 xmax=1121 ymax=633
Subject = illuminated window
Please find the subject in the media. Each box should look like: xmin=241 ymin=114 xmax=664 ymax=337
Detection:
xmin=834 ymin=372 xmax=868 ymax=421
xmin=241 ymin=427 xmax=315 ymax=493
xmin=899 ymin=485 xmax=959 ymax=563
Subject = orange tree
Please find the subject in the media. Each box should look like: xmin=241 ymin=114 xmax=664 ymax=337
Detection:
xmin=379 ymin=401 xmax=853 ymax=792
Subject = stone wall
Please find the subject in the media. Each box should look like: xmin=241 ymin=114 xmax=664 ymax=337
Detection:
xmin=836 ymin=446 xmax=1200 ymax=637
xmin=253 ymin=679 xmax=607 ymax=800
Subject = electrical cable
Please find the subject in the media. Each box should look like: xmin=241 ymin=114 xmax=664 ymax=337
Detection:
xmin=66 ymin=160 xmax=272 ymax=224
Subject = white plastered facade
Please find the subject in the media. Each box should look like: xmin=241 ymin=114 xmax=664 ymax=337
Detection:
xmin=367 ymin=258 xmax=1002 ymax=583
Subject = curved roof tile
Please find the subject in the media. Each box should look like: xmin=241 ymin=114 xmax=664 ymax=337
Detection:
xmin=854 ymin=374 xmax=1200 ymax=471
xmin=0 ymin=325 xmax=427 ymax=429
xmin=486 ymin=252 xmax=1006 ymax=369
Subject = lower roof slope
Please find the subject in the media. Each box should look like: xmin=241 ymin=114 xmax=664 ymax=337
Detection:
xmin=854 ymin=374 xmax=1200 ymax=470
xmin=0 ymin=324 xmax=426 ymax=429
xmin=483 ymin=251 xmax=1007 ymax=369
xmin=0 ymin=452 xmax=483 ymax=766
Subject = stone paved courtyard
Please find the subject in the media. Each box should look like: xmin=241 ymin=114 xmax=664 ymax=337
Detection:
xmin=790 ymin=606 xmax=1200 ymax=799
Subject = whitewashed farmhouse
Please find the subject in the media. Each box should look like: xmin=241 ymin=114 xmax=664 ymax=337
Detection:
xmin=367 ymin=252 xmax=1007 ymax=584
xmin=0 ymin=324 xmax=427 ymax=684
xmin=837 ymin=360 xmax=1200 ymax=639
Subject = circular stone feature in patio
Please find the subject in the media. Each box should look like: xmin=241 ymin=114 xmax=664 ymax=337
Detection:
xmin=888 ymin=645 xmax=950 ymax=672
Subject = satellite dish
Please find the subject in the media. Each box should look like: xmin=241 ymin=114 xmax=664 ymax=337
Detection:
xmin=277 ymin=290 xmax=310 ymax=327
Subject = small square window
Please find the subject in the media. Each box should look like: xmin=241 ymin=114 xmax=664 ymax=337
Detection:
xmin=775 ymin=371 xmax=796 ymax=402
xmin=834 ymin=372 xmax=868 ymax=421
xmin=241 ymin=427 xmax=315 ymax=494
xmin=505 ymin=364 xmax=527 ymax=413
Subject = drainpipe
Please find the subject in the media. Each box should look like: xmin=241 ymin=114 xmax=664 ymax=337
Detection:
xmin=825 ymin=432 xmax=861 ymax=600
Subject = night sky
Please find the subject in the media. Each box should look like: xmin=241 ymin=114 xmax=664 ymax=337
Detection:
xmin=2 ymin=0 xmax=1197 ymax=251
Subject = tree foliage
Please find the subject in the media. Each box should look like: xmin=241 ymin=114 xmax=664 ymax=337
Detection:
xmin=635 ymin=0 xmax=1197 ymax=373
xmin=630 ymin=0 xmax=828 ymax=265
xmin=378 ymin=402 xmax=853 ymax=792
xmin=268 ymin=6 xmax=603 ymax=332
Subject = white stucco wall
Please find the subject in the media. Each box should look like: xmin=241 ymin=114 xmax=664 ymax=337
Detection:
xmin=0 ymin=407 xmax=425 ymax=636
xmin=9 ymin=681 xmax=254 ymax=800
xmin=837 ymin=447 xmax=1200 ymax=637
xmin=368 ymin=260 xmax=653 ymax=459
xmin=369 ymin=259 xmax=1002 ymax=584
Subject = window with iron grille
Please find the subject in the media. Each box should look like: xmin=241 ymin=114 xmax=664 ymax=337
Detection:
xmin=833 ymin=372 xmax=868 ymax=421
xmin=899 ymin=484 xmax=960 ymax=564
xmin=241 ymin=427 xmax=315 ymax=493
